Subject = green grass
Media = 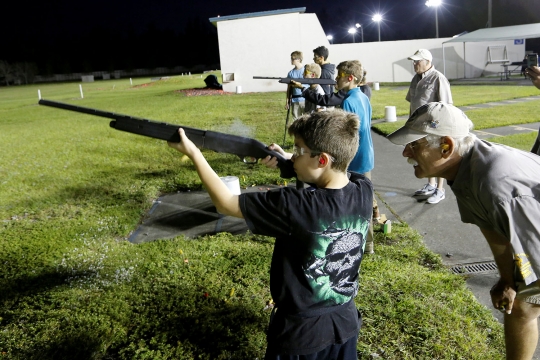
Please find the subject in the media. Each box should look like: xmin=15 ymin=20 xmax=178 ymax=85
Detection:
xmin=372 ymin=92 xmax=540 ymax=136
xmin=369 ymin=84 xmax=539 ymax=121
xmin=0 ymin=78 xmax=515 ymax=359
xmin=486 ymin=131 xmax=539 ymax=151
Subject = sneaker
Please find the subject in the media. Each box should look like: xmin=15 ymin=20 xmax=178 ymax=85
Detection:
xmin=414 ymin=183 xmax=436 ymax=196
xmin=427 ymin=188 xmax=445 ymax=204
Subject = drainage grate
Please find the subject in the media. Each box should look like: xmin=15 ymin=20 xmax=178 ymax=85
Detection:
xmin=450 ymin=261 xmax=498 ymax=275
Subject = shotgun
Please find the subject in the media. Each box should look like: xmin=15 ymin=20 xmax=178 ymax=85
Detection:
xmin=38 ymin=99 xmax=296 ymax=179
xmin=253 ymin=76 xmax=336 ymax=85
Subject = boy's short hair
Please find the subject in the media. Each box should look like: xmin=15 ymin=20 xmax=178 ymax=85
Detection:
xmin=313 ymin=46 xmax=329 ymax=60
xmin=288 ymin=110 xmax=359 ymax=172
xmin=359 ymin=70 xmax=368 ymax=86
xmin=304 ymin=63 xmax=321 ymax=78
xmin=291 ymin=51 xmax=303 ymax=62
xmin=337 ymin=60 xmax=364 ymax=85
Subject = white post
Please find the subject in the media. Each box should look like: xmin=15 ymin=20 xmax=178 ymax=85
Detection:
xmin=79 ymin=84 xmax=84 ymax=99
xmin=130 ymin=78 xmax=133 ymax=85
xmin=189 ymin=72 xmax=191 ymax=76
xmin=38 ymin=89 xmax=41 ymax=100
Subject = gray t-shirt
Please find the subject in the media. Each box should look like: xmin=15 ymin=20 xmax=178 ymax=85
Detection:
xmin=449 ymin=139 xmax=540 ymax=285
xmin=406 ymin=66 xmax=453 ymax=114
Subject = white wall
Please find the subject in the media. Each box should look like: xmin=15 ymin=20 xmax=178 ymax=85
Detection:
xmin=215 ymin=11 xmax=525 ymax=92
xmin=217 ymin=12 xmax=331 ymax=93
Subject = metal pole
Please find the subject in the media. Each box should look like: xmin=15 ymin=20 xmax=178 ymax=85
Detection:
xmin=361 ymin=27 xmax=364 ymax=42
xmin=378 ymin=23 xmax=381 ymax=42
xmin=353 ymin=33 xmax=355 ymax=43
xmin=435 ymin=8 xmax=439 ymax=38
xmin=488 ymin=0 xmax=492 ymax=27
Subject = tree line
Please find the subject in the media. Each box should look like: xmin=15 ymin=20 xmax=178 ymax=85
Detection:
xmin=0 ymin=61 xmax=38 ymax=86
xmin=2 ymin=17 xmax=219 ymax=85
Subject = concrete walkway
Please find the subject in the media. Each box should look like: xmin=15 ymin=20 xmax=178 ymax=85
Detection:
xmin=130 ymin=94 xmax=540 ymax=358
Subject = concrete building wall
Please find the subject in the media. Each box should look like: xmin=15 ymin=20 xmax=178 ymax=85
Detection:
xmin=214 ymin=10 xmax=525 ymax=92
xmin=216 ymin=12 xmax=331 ymax=93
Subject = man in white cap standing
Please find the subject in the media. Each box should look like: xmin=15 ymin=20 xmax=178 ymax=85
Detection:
xmin=388 ymin=102 xmax=540 ymax=360
xmin=406 ymin=48 xmax=453 ymax=204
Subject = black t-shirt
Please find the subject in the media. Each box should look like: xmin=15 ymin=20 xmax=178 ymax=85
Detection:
xmin=239 ymin=172 xmax=373 ymax=355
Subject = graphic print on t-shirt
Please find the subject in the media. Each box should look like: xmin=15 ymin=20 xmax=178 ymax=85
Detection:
xmin=304 ymin=216 xmax=369 ymax=305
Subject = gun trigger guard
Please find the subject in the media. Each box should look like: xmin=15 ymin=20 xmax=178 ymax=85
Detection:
xmin=243 ymin=156 xmax=257 ymax=164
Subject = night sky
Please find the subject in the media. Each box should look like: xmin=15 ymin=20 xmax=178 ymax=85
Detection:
xmin=3 ymin=0 xmax=540 ymax=75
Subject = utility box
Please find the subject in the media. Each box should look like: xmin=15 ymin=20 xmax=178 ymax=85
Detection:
xmin=81 ymin=75 xmax=94 ymax=82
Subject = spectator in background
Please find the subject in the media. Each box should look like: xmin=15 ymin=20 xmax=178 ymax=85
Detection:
xmin=313 ymin=46 xmax=336 ymax=96
xmin=406 ymin=49 xmax=453 ymax=204
xmin=286 ymin=51 xmax=306 ymax=121
xmin=526 ymin=65 xmax=540 ymax=155
xmin=301 ymin=63 xmax=326 ymax=114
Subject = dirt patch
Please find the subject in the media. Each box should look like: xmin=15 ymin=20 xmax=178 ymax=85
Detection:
xmin=176 ymin=88 xmax=233 ymax=97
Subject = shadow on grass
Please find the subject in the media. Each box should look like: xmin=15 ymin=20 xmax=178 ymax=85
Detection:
xmin=2 ymin=269 xmax=268 ymax=359
xmin=0 ymin=268 xmax=71 ymax=305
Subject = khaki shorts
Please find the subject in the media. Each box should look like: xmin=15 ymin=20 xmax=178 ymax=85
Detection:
xmin=515 ymin=264 xmax=540 ymax=304
xmin=515 ymin=279 xmax=540 ymax=305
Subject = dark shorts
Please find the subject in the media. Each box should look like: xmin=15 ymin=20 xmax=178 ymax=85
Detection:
xmin=264 ymin=332 xmax=358 ymax=360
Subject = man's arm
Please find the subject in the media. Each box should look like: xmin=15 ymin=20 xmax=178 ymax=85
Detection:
xmin=480 ymin=228 xmax=516 ymax=314
xmin=298 ymin=84 xmax=346 ymax=107
xmin=168 ymin=128 xmax=243 ymax=218
xmin=437 ymin=76 xmax=453 ymax=104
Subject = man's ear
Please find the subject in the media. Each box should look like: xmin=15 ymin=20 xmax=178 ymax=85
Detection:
xmin=441 ymin=136 xmax=454 ymax=158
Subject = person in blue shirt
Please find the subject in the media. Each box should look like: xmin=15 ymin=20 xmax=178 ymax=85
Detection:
xmin=285 ymin=51 xmax=306 ymax=121
xmin=335 ymin=60 xmax=374 ymax=176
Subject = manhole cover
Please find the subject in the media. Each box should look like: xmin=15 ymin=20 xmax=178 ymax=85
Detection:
xmin=450 ymin=261 xmax=498 ymax=275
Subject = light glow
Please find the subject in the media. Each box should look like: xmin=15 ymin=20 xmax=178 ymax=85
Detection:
xmin=425 ymin=0 xmax=442 ymax=7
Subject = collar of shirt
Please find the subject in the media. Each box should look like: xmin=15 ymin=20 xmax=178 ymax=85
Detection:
xmin=420 ymin=65 xmax=436 ymax=79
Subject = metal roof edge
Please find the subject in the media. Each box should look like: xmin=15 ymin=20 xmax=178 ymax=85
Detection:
xmin=443 ymin=23 xmax=540 ymax=43
xmin=209 ymin=7 xmax=306 ymax=26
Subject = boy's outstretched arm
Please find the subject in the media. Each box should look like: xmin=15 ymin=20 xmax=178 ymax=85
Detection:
xmin=168 ymin=128 xmax=243 ymax=218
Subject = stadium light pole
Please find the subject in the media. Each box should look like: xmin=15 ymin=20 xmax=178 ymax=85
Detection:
xmin=327 ymin=35 xmax=333 ymax=44
xmin=487 ymin=0 xmax=492 ymax=27
xmin=355 ymin=23 xmax=363 ymax=42
xmin=372 ymin=14 xmax=382 ymax=42
xmin=425 ymin=0 xmax=442 ymax=38
xmin=348 ymin=28 xmax=356 ymax=43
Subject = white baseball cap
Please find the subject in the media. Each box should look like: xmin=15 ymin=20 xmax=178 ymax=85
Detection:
xmin=387 ymin=102 xmax=473 ymax=145
xmin=408 ymin=49 xmax=433 ymax=62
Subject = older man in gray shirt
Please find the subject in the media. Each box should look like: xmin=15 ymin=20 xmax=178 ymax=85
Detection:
xmin=388 ymin=102 xmax=540 ymax=360
xmin=406 ymin=49 xmax=453 ymax=204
